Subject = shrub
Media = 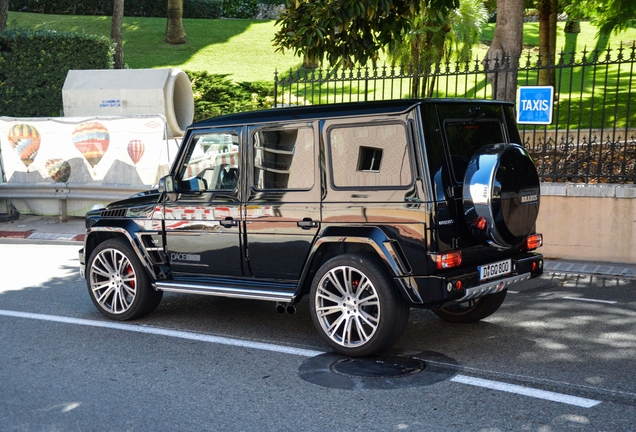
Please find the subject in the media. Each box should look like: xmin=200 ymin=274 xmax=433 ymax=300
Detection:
xmin=184 ymin=0 xmax=223 ymax=19
xmin=222 ymin=0 xmax=260 ymax=19
xmin=9 ymin=0 xmax=224 ymax=18
xmin=185 ymin=70 xmax=275 ymax=122
xmin=0 ymin=28 xmax=113 ymax=117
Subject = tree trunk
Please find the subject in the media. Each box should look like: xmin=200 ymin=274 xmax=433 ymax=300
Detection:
xmin=537 ymin=0 xmax=551 ymax=85
xmin=111 ymin=0 xmax=125 ymax=69
xmin=166 ymin=0 xmax=186 ymax=45
xmin=484 ymin=0 xmax=524 ymax=102
xmin=564 ymin=20 xmax=580 ymax=33
xmin=0 ymin=0 xmax=8 ymax=31
xmin=548 ymin=0 xmax=557 ymax=87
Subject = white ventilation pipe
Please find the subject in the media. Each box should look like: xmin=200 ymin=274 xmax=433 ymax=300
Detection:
xmin=62 ymin=68 xmax=194 ymax=137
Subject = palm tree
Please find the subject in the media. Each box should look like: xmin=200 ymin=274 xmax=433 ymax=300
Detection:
xmin=166 ymin=0 xmax=186 ymax=45
xmin=0 ymin=0 xmax=8 ymax=30
xmin=389 ymin=0 xmax=488 ymax=98
xmin=111 ymin=0 xmax=125 ymax=68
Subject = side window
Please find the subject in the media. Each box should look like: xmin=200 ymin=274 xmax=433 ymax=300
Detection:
xmin=179 ymin=132 xmax=239 ymax=191
xmin=253 ymin=127 xmax=314 ymax=190
xmin=329 ymin=123 xmax=412 ymax=188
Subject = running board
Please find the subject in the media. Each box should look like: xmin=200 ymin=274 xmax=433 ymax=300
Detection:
xmin=154 ymin=281 xmax=296 ymax=302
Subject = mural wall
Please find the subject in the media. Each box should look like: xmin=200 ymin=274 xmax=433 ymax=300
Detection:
xmin=0 ymin=115 xmax=177 ymax=215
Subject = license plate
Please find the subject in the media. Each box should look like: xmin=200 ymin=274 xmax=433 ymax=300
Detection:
xmin=479 ymin=259 xmax=511 ymax=281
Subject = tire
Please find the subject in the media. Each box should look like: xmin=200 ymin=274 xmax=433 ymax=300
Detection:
xmin=433 ymin=289 xmax=507 ymax=323
xmin=309 ymin=254 xmax=410 ymax=357
xmin=86 ymin=238 xmax=163 ymax=321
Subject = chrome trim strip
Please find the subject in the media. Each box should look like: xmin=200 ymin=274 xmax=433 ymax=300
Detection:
xmin=155 ymin=281 xmax=296 ymax=302
xmin=446 ymin=272 xmax=531 ymax=305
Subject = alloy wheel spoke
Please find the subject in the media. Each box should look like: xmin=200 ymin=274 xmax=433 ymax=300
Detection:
xmin=326 ymin=271 xmax=347 ymax=297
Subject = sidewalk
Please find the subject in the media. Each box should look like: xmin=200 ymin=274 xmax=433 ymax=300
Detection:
xmin=1 ymin=214 xmax=635 ymax=278
xmin=0 ymin=214 xmax=85 ymax=242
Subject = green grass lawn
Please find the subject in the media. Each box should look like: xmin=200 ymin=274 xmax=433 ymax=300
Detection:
xmin=6 ymin=11 xmax=636 ymax=130
xmin=8 ymin=11 xmax=636 ymax=83
xmin=7 ymin=11 xmax=303 ymax=82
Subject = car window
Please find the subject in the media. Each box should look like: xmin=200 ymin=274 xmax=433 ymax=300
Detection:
xmin=253 ymin=127 xmax=314 ymax=190
xmin=442 ymin=119 xmax=505 ymax=184
xmin=328 ymin=123 xmax=412 ymax=188
xmin=178 ymin=132 xmax=239 ymax=191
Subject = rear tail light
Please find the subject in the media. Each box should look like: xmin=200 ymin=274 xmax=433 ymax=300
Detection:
xmin=522 ymin=233 xmax=543 ymax=251
xmin=435 ymin=251 xmax=462 ymax=270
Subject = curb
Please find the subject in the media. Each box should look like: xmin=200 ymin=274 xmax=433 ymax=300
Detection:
xmin=0 ymin=230 xmax=85 ymax=242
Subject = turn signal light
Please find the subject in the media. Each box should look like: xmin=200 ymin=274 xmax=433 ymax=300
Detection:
xmin=522 ymin=233 xmax=543 ymax=251
xmin=435 ymin=251 xmax=462 ymax=270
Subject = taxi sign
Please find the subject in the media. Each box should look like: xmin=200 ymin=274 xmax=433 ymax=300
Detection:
xmin=516 ymin=86 xmax=554 ymax=125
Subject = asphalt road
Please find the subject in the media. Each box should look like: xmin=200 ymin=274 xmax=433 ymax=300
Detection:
xmin=1 ymin=241 xmax=635 ymax=431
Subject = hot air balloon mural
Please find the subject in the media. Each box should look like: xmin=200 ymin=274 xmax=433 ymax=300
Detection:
xmin=45 ymin=158 xmax=71 ymax=183
xmin=127 ymin=139 xmax=145 ymax=165
xmin=72 ymin=122 xmax=110 ymax=172
xmin=7 ymin=123 xmax=41 ymax=171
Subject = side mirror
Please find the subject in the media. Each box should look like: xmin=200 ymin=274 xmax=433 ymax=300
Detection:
xmin=158 ymin=175 xmax=175 ymax=193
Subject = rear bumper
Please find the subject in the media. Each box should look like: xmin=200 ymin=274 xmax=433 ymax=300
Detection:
xmin=402 ymin=252 xmax=543 ymax=308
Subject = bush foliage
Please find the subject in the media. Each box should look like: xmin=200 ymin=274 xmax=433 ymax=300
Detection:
xmin=185 ymin=70 xmax=275 ymax=122
xmin=0 ymin=29 xmax=113 ymax=117
xmin=8 ymin=0 xmax=280 ymax=19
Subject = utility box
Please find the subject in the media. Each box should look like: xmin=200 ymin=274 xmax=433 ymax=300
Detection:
xmin=62 ymin=68 xmax=194 ymax=137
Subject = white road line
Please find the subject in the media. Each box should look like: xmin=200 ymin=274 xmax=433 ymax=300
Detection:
xmin=0 ymin=309 xmax=323 ymax=358
xmin=563 ymin=296 xmax=618 ymax=304
xmin=451 ymin=375 xmax=601 ymax=408
xmin=0 ymin=308 xmax=603 ymax=407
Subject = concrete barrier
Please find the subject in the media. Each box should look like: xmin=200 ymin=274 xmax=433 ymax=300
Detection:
xmin=538 ymin=183 xmax=636 ymax=264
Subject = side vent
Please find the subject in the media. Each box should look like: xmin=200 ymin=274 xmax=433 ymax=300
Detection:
xmin=100 ymin=208 xmax=127 ymax=218
xmin=140 ymin=235 xmax=166 ymax=265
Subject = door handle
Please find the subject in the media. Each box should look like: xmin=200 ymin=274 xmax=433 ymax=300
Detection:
xmin=220 ymin=217 xmax=239 ymax=228
xmin=297 ymin=218 xmax=319 ymax=229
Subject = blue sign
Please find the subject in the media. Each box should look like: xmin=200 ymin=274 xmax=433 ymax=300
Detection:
xmin=517 ymin=86 xmax=554 ymax=124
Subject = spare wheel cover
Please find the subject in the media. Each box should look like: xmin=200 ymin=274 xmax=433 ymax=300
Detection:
xmin=463 ymin=143 xmax=540 ymax=248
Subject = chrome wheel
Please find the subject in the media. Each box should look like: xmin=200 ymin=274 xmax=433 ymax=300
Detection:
xmin=314 ymin=265 xmax=381 ymax=348
xmin=89 ymin=247 xmax=137 ymax=315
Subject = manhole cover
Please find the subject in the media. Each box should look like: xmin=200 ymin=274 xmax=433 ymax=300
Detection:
xmin=299 ymin=350 xmax=460 ymax=390
xmin=330 ymin=356 xmax=426 ymax=379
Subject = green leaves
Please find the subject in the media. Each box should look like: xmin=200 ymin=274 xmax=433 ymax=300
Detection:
xmin=273 ymin=0 xmax=423 ymax=68
xmin=0 ymin=29 xmax=113 ymax=116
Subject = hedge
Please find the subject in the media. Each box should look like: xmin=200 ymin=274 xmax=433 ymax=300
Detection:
xmin=185 ymin=70 xmax=275 ymax=122
xmin=8 ymin=0 xmax=282 ymax=19
xmin=0 ymin=29 xmax=113 ymax=117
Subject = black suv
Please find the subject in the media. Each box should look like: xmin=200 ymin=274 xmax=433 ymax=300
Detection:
xmin=79 ymin=99 xmax=543 ymax=356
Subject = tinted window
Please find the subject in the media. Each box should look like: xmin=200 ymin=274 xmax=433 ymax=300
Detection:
xmin=443 ymin=119 xmax=505 ymax=183
xmin=329 ymin=123 xmax=412 ymax=188
xmin=253 ymin=127 xmax=314 ymax=190
xmin=179 ymin=132 xmax=239 ymax=191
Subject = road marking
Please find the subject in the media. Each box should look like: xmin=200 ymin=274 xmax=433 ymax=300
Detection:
xmin=563 ymin=296 xmax=617 ymax=304
xmin=0 ymin=308 xmax=603 ymax=407
xmin=451 ymin=375 xmax=601 ymax=408
xmin=0 ymin=309 xmax=323 ymax=358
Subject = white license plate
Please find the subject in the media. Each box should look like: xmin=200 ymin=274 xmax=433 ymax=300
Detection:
xmin=479 ymin=259 xmax=511 ymax=281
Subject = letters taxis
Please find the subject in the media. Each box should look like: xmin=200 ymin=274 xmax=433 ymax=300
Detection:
xmin=522 ymin=99 xmax=549 ymax=111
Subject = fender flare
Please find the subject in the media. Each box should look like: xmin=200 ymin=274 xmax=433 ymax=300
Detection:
xmin=300 ymin=226 xmax=423 ymax=304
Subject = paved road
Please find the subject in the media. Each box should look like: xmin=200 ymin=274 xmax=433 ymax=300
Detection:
xmin=1 ymin=241 xmax=635 ymax=431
